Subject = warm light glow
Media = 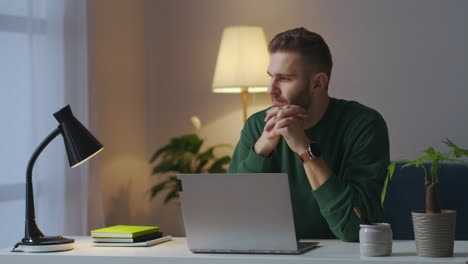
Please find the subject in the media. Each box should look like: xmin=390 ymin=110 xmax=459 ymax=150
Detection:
xmin=213 ymin=87 xmax=268 ymax=93
xmin=71 ymin=147 xmax=104 ymax=168
xmin=212 ymin=26 xmax=270 ymax=93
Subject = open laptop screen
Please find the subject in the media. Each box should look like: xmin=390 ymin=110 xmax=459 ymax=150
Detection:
xmin=177 ymin=173 xmax=318 ymax=254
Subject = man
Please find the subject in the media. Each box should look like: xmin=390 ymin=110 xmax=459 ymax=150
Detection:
xmin=228 ymin=28 xmax=390 ymax=242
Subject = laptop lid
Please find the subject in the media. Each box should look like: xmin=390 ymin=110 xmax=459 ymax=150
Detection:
xmin=177 ymin=173 xmax=313 ymax=254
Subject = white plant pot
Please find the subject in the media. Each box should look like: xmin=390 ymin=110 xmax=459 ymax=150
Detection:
xmin=411 ymin=209 xmax=456 ymax=257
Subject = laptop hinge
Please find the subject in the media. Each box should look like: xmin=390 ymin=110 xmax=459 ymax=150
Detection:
xmin=177 ymin=179 xmax=183 ymax=192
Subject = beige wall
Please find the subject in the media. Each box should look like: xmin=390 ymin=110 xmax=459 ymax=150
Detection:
xmin=89 ymin=0 xmax=468 ymax=236
xmin=89 ymin=0 xmax=151 ymax=229
xmin=145 ymin=0 xmax=468 ymax=235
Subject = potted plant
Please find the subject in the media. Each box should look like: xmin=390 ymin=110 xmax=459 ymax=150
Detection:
xmin=386 ymin=138 xmax=468 ymax=257
xmin=149 ymin=117 xmax=231 ymax=204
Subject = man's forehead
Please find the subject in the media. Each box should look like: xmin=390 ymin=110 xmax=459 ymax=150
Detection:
xmin=268 ymin=51 xmax=304 ymax=74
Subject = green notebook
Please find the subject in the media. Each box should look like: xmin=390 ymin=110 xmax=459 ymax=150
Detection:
xmin=91 ymin=225 xmax=160 ymax=238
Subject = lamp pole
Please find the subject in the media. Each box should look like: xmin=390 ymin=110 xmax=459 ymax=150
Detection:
xmin=241 ymin=87 xmax=248 ymax=123
xmin=18 ymin=127 xmax=75 ymax=249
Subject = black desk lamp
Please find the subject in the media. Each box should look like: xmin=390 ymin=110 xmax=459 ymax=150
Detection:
xmin=15 ymin=105 xmax=103 ymax=252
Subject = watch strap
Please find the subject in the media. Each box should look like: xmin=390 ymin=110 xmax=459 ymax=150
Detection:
xmin=298 ymin=150 xmax=312 ymax=163
xmin=298 ymin=142 xmax=320 ymax=163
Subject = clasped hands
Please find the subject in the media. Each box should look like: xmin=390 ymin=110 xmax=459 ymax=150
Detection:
xmin=254 ymin=105 xmax=312 ymax=157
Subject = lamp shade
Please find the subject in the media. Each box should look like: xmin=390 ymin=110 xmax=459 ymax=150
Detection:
xmin=212 ymin=26 xmax=270 ymax=93
xmin=53 ymin=105 xmax=103 ymax=168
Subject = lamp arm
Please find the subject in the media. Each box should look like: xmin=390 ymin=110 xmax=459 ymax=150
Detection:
xmin=24 ymin=127 xmax=61 ymax=240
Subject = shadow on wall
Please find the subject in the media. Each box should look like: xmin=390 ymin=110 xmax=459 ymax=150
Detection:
xmin=105 ymin=181 xmax=148 ymax=227
xmin=105 ymin=182 xmax=131 ymax=226
xmin=148 ymin=188 xmax=186 ymax=237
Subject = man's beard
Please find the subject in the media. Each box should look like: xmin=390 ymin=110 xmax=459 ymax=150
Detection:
xmin=291 ymin=90 xmax=310 ymax=109
xmin=272 ymin=80 xmax=311 ymax=109
xmin=294 ymin=78 xmax=311 ymax=109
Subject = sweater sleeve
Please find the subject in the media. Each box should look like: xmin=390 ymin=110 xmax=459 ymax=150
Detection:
xmin=228 ymin=128 xmax=275 ymax=173
xmin=312 ymin=114 xmax=390 ymax=242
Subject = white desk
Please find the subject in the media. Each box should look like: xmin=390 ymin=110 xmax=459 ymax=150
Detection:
xmin=1 ymin=237 xmax=467 ymax=264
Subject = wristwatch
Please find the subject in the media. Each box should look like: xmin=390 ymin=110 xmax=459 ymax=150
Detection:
xmin=298 ymin=142 xmax=321 ymax=163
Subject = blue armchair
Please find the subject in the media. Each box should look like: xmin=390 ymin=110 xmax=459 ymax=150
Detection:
xmin=382 ymin=162 xmax=468 ymax=240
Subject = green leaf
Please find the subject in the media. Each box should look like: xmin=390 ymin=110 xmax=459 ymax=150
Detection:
xmin=401 ymin=159 xmax=429 ymax=182
xmin=150 ymin=144 xmax=173 ymax=163
xmin=150 ymin=134 xmax=199 ymax=162
xmin=195 ymin=144 xmax=232 ymax=172
xmin=382 ymin=139 xmax=468 ymax=198
xmin=195 ymin=159 xmax=209 ymax=173
xmin=422 ymin=147 xmax=437 ymax=158
xmin=164 ymin=189 xmax=180 ymax=204
xmin=149 ymin=176 xmax=178 ymax=200
xmin=197 ymin=147 xmax=215 ymax=162
xmin=386 ymin=162 xmax=397 ymax=181
xmin=208 ymin=156 xmax=231 ymax=173
xmin=196 ymin=144 xmax=232 ymax=163
xmin=151 ymin=134 xmax=203 ymax=163
xmin=443 ymin=138 xmax=468 ymax=158
xmin=210 ymin=143 xmax=233 ymax=149
xmin=149 ymin=133 xmax=232 ymax=204
xmin=175 ymin=134 xmax=203 ymax=154
xmin=149 ymin=176 xmax=177 ymax=198
xmin=152 ymin=159 xmax=180 ymax=174
xmin=381 ymin=160 xmax=406 ymax=206
xmin=401 ymin=160 xmax=423 ymax=168
xmin=149 ymin=181 xmax=168 ymax=198
xmin=430 ymin=160 xmax=440 ymax=183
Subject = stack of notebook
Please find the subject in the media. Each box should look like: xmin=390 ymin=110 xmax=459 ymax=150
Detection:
xmin=91 ymin=225 xmax=172 ymax=247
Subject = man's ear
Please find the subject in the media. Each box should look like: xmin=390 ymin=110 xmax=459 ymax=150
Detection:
xmin=312 ymin=72 xmax=329 ymax=91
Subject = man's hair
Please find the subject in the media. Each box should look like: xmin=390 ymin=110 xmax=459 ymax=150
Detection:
xmin=268 ymin=27 xmax=333 ymax=78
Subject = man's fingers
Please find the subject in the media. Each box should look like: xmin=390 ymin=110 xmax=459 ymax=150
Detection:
xmin=280 ymin=105 xmax=306 ymax=113
xmin=264 ymin=116 xmax=277 ymax=132
xmin=277 ymin=108 xmax=304 ymax=119
xmin=271 ymin=126 xmax=287 ymax=137
xmin=263 ymin=132 xmax=278 ymax=140
xmin=275 ymin=117 xmax=296 ymax=129
xmin=270 ymin=118 xmax=301 ymax=138
xmin=266 ymin=112 xmax=306 ymax=134
xmin=265 ymin=105 xmax=306 ymax=122
xmin=265 ymin=107 xmax=280 ymax=122
xmin=297 ymin=113 xmax=307 ymax=120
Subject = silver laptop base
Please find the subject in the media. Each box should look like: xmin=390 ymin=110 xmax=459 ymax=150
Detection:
xmin=191 ymin=241 xmax=319 ymax=255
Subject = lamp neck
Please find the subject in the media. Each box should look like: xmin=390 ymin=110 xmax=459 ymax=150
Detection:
xmin=241 ymin=88 xmax=248 ymax=123
xmin=24 ymin=127 xmax=61 ymax=239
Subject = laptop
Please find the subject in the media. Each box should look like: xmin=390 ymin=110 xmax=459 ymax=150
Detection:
xmin=176 ymin=173 xmax=319 ymax=254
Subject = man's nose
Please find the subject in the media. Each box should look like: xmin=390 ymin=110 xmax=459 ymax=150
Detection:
xmin=268 ymin=80 xmax=280 ymax=95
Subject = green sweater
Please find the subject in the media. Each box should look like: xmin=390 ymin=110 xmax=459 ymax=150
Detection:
xmin=228 ymin=97 xmax=390 ymax=242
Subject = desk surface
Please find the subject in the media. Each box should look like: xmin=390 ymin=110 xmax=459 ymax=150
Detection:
xmin=1 ymin=237 xmax=467 ymax=264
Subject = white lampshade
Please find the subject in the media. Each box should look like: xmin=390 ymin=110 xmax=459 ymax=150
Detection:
xmin=212 ymin=26 xmax=270 ymax=93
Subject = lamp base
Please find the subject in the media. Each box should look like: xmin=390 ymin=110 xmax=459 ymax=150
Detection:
xmin=16 ymin=236 xmax=74 ymax=252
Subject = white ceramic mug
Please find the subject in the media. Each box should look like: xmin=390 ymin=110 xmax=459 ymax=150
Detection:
xmin=359 ymin=223 xmax=392 ymax=257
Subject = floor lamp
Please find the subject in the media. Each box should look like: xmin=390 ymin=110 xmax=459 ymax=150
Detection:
xmin=212 ymin=26 xmax=270 ymax=123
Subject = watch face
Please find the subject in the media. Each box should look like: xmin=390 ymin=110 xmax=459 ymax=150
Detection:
xmin=308 ymin=142 xmax=321 ymax=158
